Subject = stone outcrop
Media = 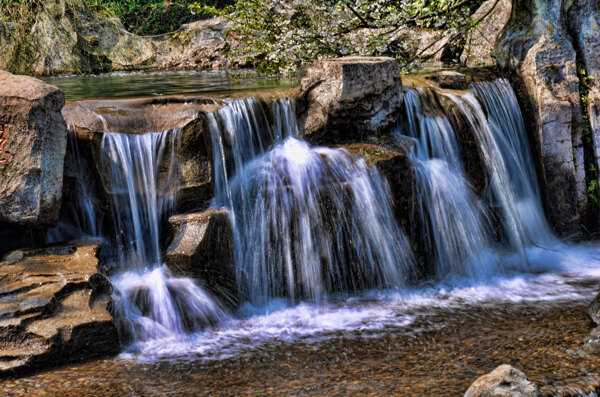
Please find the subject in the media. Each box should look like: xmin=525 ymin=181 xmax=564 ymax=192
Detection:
xmin=62 ymin=96 xmax=223 ymax=212
xmin=298 ymin=57 xmax=404 ymax=143
xmin=465 ymin=365 xmax=542 ymax=397
xmin=461 ymin=0 xmax=512 ymax=67
xmin=0 ymin=241 xmax=119 ymax=377
xmin=495 ymin=0 xmax=596 ymax=234
xmin=337 ymin=136 xmax=414 ymax=233
xmin=0 ymin=71 xmax=67 ymax=227
xmin=0 ymin=0 xmax=237 ymax=76
xmin=165 ymin=209 xmax=237 ymax=305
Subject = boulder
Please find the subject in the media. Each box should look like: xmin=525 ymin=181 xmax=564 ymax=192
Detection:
xmin=0 ymin=241 xmax=119 ymax=377
xmin=165 ymin=209 xmax=237 ymax=305
xmin=461 ymin=0 xmax=512 ymax=67
xmin=426 ymin=71 xmax=468 ymax=90
xmin=0 ymin=71 xmax=67 ymax=227
xmin=298 ymin=57 xmax=404 ymax=143
xmin=495 ymin=0 xmax=585 ymax=234
xmin=464 ymin=365 xmax=542 ymax=397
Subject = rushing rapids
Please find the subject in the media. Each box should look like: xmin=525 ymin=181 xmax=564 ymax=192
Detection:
xmin=45 ymin=78 xmax=600 ymax=362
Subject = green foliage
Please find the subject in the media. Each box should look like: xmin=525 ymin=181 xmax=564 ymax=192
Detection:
xmin=227 ymin=0 xmax=484 ymax=75
xmin=83 ymin=0 xmax=233 ymax=35
xmin=588 ymin=179 xmax=598 ymax=203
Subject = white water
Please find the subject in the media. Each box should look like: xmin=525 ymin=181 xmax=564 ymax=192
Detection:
xmin=100 ymin=129 xmax=228 ymax=346
xmin=50 ymin=82 xmax=600 ymax=363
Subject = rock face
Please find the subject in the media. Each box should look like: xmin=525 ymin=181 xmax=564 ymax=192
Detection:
xmin=465 ymin=365 xmax=542 ymax=397
xmin=461 ymin=0 xmax=512 ymax=67
xmin=0 ymin=71 xmax=67 ymax=227
xmin=495 ymin=0 xmax=594 ymax=234
xmin=0 ymin=241 xmax=119 ymax=377
xmin=298 ymin=57 xmax=404 ymax=143
xmin=0 ymin=0 xmax=235 ymax=76
xmin=165 ymin=210 xmax=236 ymax=305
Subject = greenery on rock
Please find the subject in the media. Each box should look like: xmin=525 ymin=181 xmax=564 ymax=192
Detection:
xmin=85 ymin=0 xmax=233 ymax=35
xmin=225 ymin=0 xmax=486 ymax=74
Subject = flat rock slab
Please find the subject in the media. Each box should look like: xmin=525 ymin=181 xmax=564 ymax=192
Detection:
xmin=0 ymin=241 xmax=119 ymax=377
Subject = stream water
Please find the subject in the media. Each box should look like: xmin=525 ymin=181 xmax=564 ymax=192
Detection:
xmin=25 ymin=72 xmax=600 ymax=395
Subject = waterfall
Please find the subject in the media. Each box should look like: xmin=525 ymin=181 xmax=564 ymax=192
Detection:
xmin=398 ymin=78 xmax=558 ymax=278
xmin=469 ymin=79 xmax=556 ymax=246
xmin=47 ymin=127 xmax=100 ymax=242
xmin=101 ymin=129 xmax=179 ymax=267
xmin=210 ymin=98 xmax=414 ymax=304
xmin=100 ymin=128 xmax=226 ymax=345
xmin=401 ymin=88 xmax=494 ymax=278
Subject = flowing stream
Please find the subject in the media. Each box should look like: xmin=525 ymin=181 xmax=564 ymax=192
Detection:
xmin=51 ymin=77 xmax=600 ymax=362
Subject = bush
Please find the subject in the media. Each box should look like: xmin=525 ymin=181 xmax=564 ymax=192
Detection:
xmin=85 ymin=0 xmax=233 ymax=35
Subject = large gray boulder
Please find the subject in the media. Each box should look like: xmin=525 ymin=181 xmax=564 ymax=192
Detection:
xmin=0 ymin=71 xmax=67 ymax=226
xmin=0 ymin=241 xmax=119 ymax=377
xmin=298 ymin=57 xmax=404 ymax=143
xmin=165 ymin=209 xmax=237 ymax=305
xmin=465 ymin=365 xmax=542 ymax=397
xmin=495 ymin=0 xmax=590 ymax=234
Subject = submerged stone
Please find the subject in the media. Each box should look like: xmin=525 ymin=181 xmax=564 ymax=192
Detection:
xmin=426 ymin=71 xmax=469 ymax=90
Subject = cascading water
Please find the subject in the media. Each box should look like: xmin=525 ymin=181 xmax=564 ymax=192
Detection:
xmin=47 ymin=127 xmax=100 ymax=242
xmin=46 ymin=79 xmax=600 ymax=367
xmin=469 ymin=79 xmax=557 ymax=246
xmin=398 ymin=78 xmax=562 ymax=279
xmin=209 ymin=98 xmax=415 ymax=304
xmin=101 ymin=128 xmax=226 ymax=344
xmin=401 ymin=88 xmax=494 ymax=278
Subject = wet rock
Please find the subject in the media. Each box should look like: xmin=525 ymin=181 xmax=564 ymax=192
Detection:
xmin=0 ymin=241 xmax=119 ymax=377
xmin=62 ymin=96 xmax=223 ymax=212
xmin=426 ymin=71 xmax=468 ymax=90
xmin=464 ymin=364 xmax=542 ymax=397
xmin=589 ymin=292 xmax=600 ymax=324
xmin=495 ymin=0 xmax=587 ymax=234
xmin=298 ymin=57 xmax=404 ymax=143
xmin=0 ymin=71 xmax=67 ymax=227
xmin=165 ymin=210 xmax=237 ymax=306
xmin=461 ymin=0 xmax=512 ymax=67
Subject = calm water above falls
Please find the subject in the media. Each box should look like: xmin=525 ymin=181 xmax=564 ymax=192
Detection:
xmin=53 ymin=77 xmax=600 ymax=365
xmin=41 ymin=70 xmax=298 ymax=100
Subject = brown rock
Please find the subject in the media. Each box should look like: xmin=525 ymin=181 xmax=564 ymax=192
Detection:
xmin=0 ymin=70 xmax=67 ymax=227
xmin=165 ymin=209 xmax=237 ymax=305
xmin=298 ymin=57 xmax=404 ymax=143
xmin=426 ymin=71 xmax=468 ymax=90
xmin=464 ymin=364 xmax=542 ymax=397
xmin=0 ymin=241 xmax=119 ymax=377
